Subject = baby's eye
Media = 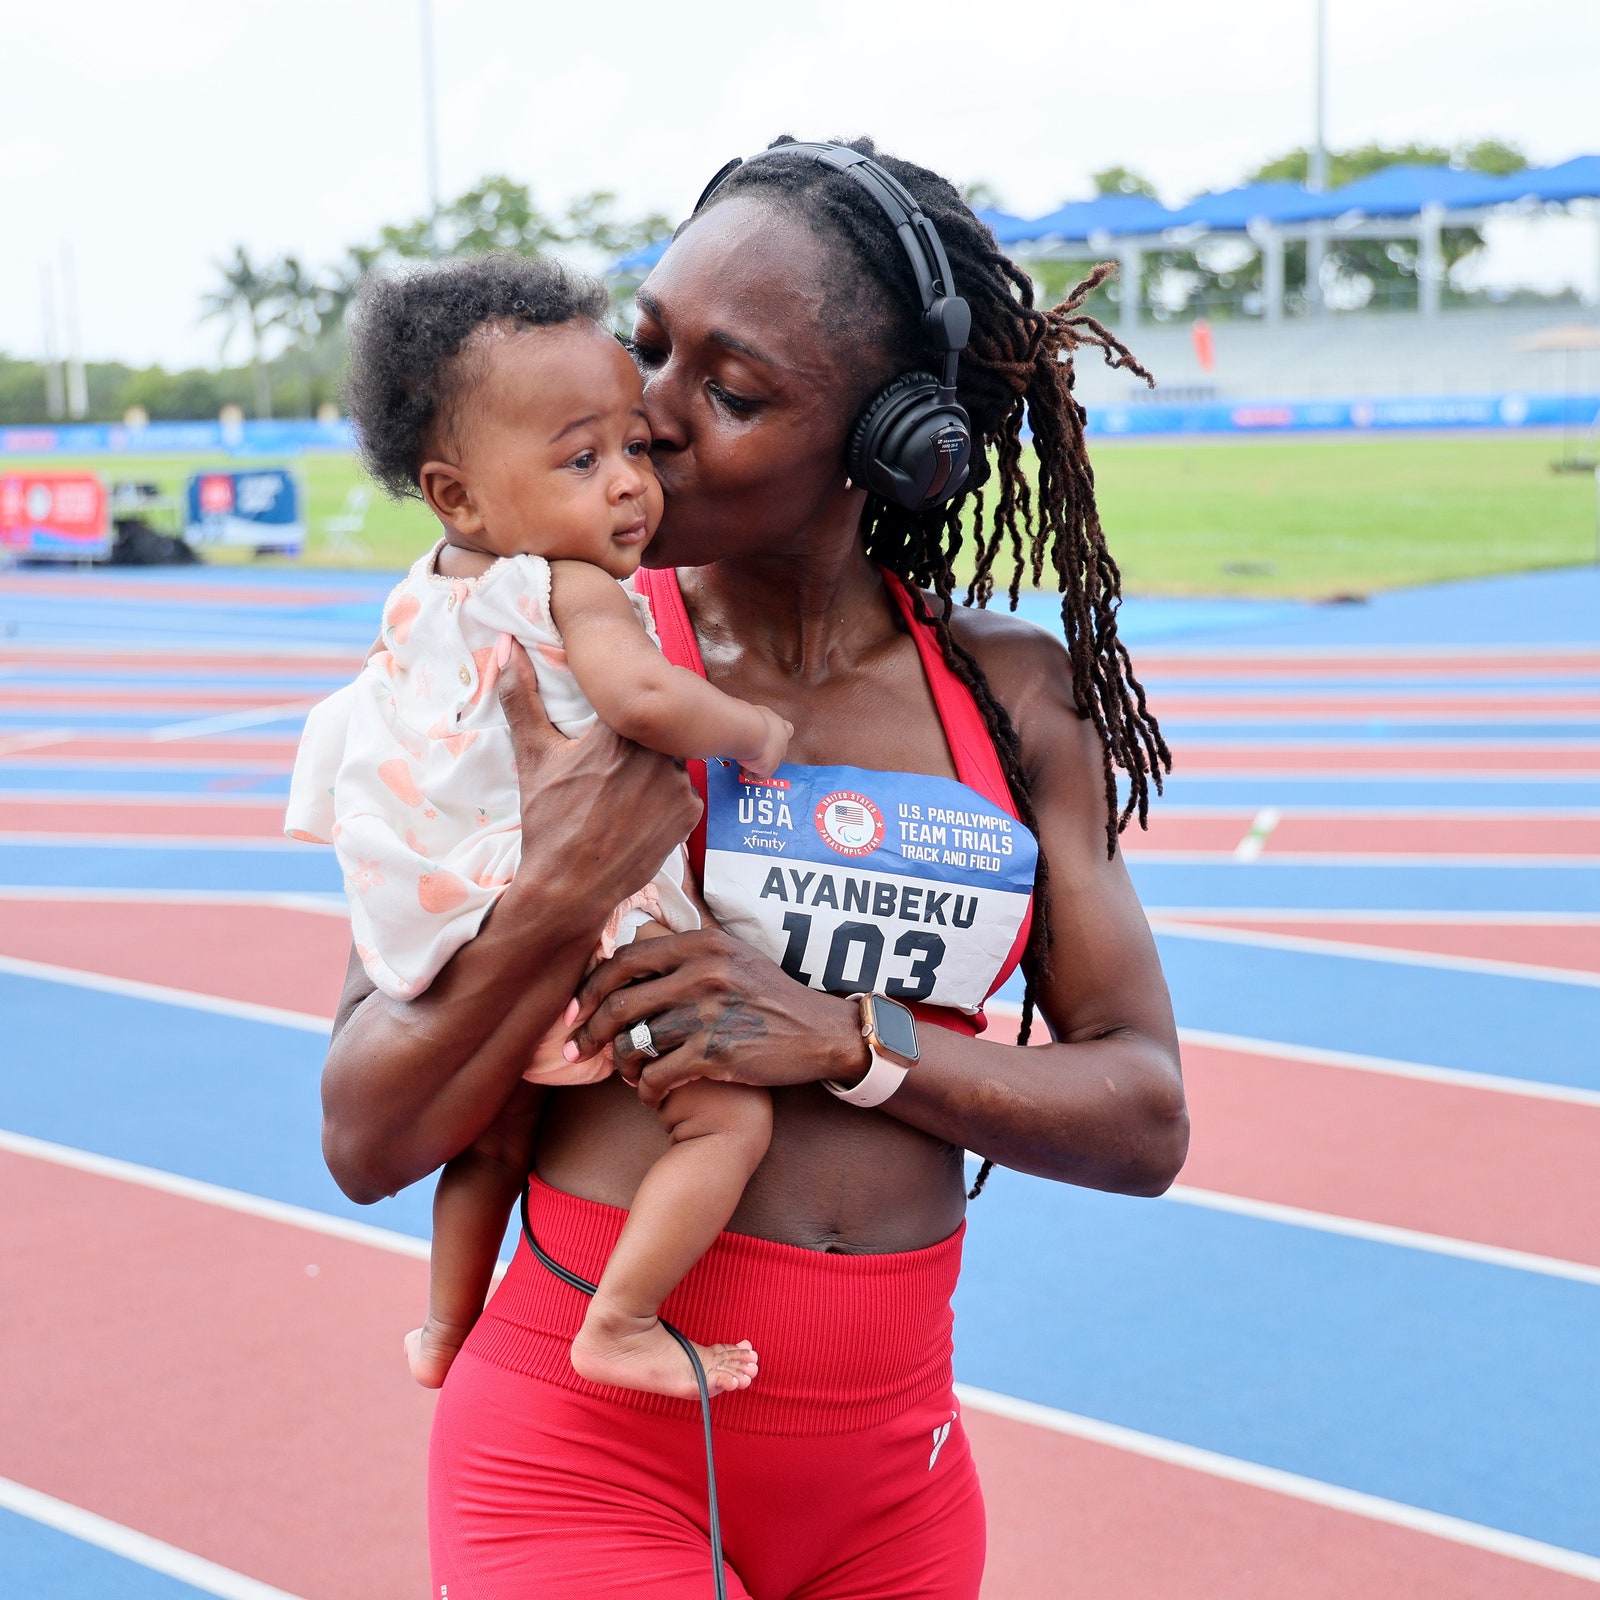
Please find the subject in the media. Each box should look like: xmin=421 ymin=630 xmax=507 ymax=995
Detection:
xmin=568 ymin=450 xmax=597 ymax=471
xmin=625 ymin=439 xmax=651 ymax=458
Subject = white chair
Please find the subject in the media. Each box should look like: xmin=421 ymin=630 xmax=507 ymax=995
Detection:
xmin=321 ymin=485 xmax=372 ymax=560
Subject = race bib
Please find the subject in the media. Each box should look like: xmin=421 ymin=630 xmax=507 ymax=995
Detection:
xmin=703 ymin=761 xmax=1035 ymax=1013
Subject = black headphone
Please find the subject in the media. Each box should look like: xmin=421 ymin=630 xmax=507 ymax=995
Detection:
xmin=693 ymin=143 xmax=974 ymax=510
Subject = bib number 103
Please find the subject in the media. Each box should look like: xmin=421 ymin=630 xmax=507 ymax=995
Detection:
xmin=779 ymin=912 xmax=946 ymax=1002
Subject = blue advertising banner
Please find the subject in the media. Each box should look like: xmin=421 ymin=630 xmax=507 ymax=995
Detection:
xmin=184 ymin=468 xmax=304 ymax=553
xmin=0 ymin=419 xmax=352 ymax=457
xmin=1084 ymin=391 xmax=1600 ymax=437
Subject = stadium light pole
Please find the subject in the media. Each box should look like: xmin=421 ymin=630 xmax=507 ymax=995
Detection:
xmin=420 ymin=0 xmax=442 ymax=226
xmin=1305 ymin=0 xmax=1329 ymax=316
xmin=38 ymin=266 xmax=65 ymax=422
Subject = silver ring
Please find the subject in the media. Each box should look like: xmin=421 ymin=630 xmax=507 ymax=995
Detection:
xmin=628 ymin=1021 xmax=660 ymax=1059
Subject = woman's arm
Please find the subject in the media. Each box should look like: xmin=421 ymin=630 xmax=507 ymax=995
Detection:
xmin=320 ymin=643 xmax=703 ymax=1204
xmin=560 ymin=624 xmax=1187 ymax=1198
xmin=552 ymin=561 xmax=790 ymax=775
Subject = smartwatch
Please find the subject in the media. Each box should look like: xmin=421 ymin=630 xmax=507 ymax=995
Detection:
xmin=824 ymin=993 xmax=920 ymax=1108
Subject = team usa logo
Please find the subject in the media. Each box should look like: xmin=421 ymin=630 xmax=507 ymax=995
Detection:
xmin=814 ymin=790 xmax=885 ymax=857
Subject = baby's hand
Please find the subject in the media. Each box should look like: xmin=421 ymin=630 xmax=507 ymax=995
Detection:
xmin=741 ymin=706 xmax=793 ymax=781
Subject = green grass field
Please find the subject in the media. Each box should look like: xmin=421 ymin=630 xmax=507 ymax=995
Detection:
xmin=10 ymin=433 xmax=1594 ymax=597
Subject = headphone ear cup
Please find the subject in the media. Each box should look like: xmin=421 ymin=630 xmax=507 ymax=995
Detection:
xmin=847 ymin=372 xmax=972 ymax=510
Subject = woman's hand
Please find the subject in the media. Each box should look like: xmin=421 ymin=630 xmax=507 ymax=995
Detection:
xmin=563 ymin=927 xmax=868 ymax=1108
xmin=497 ymin=640 xmax=703 ymax=909
xmin=319 ymin=642 xmax=705 ymax=1203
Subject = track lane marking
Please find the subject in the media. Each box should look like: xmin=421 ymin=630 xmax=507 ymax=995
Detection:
xmin=10 ymin=1127 xmax=1598 ymax=1578
xmin=0 ymin=955 xmax=332 ymax=1034
xmin=1149 ymin=918 xmax=1600 ymax=987
xmin=149 ymin=703 xmax=319 ymax=742
xmin=1128 ymin=849 xmax=1600 ymax=866
xmin=0 ymin=1130 xmax=428 ymax=1259
xmin=993 ymin=1007 xmax=1600 ymax=1108
xmin=1164 ymin=1186 xmax=1600 ymax=1287
xmin=0 ymin=831 xmax=310 ymax=850
xmin=954 ymin=1387 xmax=1600 ymax=1583
xmin=0 ymin=886 xmax=344 ymax=911
xmin=0 ymin=1477 xmax=309 ymax=1600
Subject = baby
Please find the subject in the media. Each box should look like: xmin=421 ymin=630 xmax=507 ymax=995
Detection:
xmin=286 ymin=254 xmax=786 ymax=1399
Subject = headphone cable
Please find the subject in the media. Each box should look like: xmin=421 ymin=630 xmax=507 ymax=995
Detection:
xmin=517 ymin=1185 xmax=728 ymax=1600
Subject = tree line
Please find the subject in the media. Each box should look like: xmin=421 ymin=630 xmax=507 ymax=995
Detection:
xmin=0 ymin=140 xmax=1550 ymax=426
xmin=6 ymin=176 xmax=667 ymax=427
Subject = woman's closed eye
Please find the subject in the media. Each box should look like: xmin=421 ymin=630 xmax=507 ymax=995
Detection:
xmin=625 ymin=338 xmax=665 ymax=369
xmin=707 ymin=380 xmax=759 ymax=416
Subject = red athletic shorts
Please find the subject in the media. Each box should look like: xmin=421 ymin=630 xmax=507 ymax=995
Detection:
xmin=428 ymin=1174 xmax=985 ymax=1599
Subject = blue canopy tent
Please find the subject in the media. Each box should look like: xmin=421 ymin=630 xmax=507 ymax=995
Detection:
xmin=1163 ymin=181 xmax=1334 ymax=230
xmin=1484 ymin=155 xmax=1600 ymax=206
xmin=612 ymin=158 xmax=1600 ymax=326
xmin=1004 ymin=193 xmax=1175 ymax=245
xmin=613 ymin=237 xmax=672 ymax=276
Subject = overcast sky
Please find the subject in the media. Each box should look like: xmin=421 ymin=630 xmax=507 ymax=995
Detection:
xmin=3 ymin=0 xmax=1596 ymax=371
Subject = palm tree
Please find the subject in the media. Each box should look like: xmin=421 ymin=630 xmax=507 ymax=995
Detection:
xmin=200 ymin=246 xmax=280 ymax=419
xmin=267 ymin=256 xmax=325 ymax=417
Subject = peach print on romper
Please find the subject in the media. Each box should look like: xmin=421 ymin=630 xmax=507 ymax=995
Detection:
xmin=285 ymin=540 xmax=698 ymax=1082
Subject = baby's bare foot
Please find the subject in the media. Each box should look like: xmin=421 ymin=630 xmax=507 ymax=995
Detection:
xmin=570 ymin=1298 xmax=758 ymax=1400
xmin=404 ymin=1317 xmax=470 ymax=1389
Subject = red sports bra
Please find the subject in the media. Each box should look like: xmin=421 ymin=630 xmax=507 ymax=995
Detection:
xmin=633 ymin=566 xmax=1033 ymax=1037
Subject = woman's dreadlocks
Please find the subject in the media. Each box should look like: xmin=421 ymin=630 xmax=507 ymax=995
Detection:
xmin=698 ymin=137 xmax=1171 ymax=1198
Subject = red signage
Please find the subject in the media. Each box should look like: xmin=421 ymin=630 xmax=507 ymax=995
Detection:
xmin=0 ymin=472 xmax=111 ymax=558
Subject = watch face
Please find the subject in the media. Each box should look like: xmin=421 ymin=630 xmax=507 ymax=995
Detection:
xmin=869 ymin=995 xmax=920 ymax=1063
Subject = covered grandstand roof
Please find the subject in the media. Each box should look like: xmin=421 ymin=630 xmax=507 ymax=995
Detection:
xmin=612 ymin=157 xmax=1600 ymax=274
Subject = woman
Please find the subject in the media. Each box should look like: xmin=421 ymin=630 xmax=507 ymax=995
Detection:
xmin=322 ymin=137 xmax=1188 ymax=1600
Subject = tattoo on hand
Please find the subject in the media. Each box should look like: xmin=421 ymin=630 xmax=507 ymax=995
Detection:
xmin=705 ymin=999 xmax=770 ymax=1058
xmin=649 ymin=1004 xmax=706 ymax=1051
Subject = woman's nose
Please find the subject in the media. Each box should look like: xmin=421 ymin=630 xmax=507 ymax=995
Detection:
xmin=640 ymin=364 xmax=687 ymax=453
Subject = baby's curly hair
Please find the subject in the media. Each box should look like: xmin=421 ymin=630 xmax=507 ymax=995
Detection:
xmin=342 ymin=252 xmax=612 ymax=500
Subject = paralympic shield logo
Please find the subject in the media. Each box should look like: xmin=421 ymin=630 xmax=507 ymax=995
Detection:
xmin=814 ymin=790 xmax=885 ymax=857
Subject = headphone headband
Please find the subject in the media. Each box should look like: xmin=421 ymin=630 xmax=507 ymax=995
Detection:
xmin=690 ymin=142 xmax=975 ymax=510
xmin=693 ymin=143 xmax=971 ymax=390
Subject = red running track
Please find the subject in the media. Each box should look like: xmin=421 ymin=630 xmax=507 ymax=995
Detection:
xmin=0 ymin=797 xmax=303 ymax=839
xmin=1172 ymin=743 xmax=1600 ymax=773
xmin=1134 ymin=652 xmax=1600 ymax=680
xmin=3 ymin=1147 xmax=1593 ymax=1600
xmin=1128 ymin=812 xmax=1600 ymax=857
xmin=1153 ymin=912 xmax=1600 ymax=978
xmin=0 ymin=737 xmax=296 ymax=765
xmin=6 ymin=897 xmax=1595 ymax=1270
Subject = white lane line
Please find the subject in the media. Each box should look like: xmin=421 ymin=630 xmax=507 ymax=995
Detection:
xmin=1167 ymin=769 xmax=1600 ymax=783
xmin=1165 ymin=1185 xmax=1600 ymax=1287
xmin=0 ymin=886 xmax=345 ymax=913
xmin=148 ymin=703 xmax=316 ymax=742
xmin=0 ymin=1128 xmax=428 ymax=1261
xmin=0 ymin=730 xmax=74 ymax=756
xmin=0 ymin=831 xmax=309 ymax=851
xmin=1148 ymin=907 xmax=1600 ymax=926
xmin=0 ymin=640 xmax=365 ymax=659
xmin=8 ymin=1128 xmax=1594 ymax=1580
xmin=1158 ymin=804 xmax=1600 ymax=819
xmin=984 ymin=1005 xmax=1600 ymax=1108
xmin=1149 ymin=917 xmax=1600 ymax=988
xmin=0 ymin=955 xmax=332 ymax=1034
xmin=1128 ymin=850 xmax=1600 ymax=867
xmin=0 ymin=786 xmax=289 ymax=801
xmin=953 ymin=1386 xmax=1600 ymax=1583
xmin=1176 ymin=1025 xmax=1600 ymax=1109
xmin=0 ymin=1476 xmax=309 ymax=1600
xmin=1232 ymin=807 xmax=1280 ymax=861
